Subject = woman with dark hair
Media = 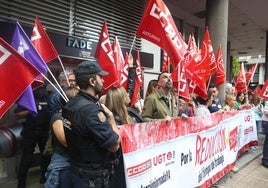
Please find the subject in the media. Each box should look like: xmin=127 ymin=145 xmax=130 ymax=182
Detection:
xmin=194 ymin=90 xmax=213 ymax=117
xmin=235 ymin=92 xmax=246 ymax=109
xmin=45 ymin=86 xmax=79 ymax=188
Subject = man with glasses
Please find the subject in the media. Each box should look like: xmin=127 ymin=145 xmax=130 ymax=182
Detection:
xmin=47 ymin=71 xmax=77 ymax=119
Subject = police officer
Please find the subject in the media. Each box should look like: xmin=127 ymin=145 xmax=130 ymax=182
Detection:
xmin=62 ymin=60 xmax=121 ymax=188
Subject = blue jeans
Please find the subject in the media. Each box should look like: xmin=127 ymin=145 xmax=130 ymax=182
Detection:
xmin=262 ymin=121 xmax=268 ymax=164
xmin=45 ymin=152 xmax=72 ymax=188
xmin=72 ymin=173 xmax=111 ymax=188
xmin=256 ymin=120 xmax=262 ymax=139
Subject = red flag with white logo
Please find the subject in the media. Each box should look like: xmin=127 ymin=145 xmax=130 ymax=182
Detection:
xmin=171 ymin=63 xmax=190 ymax=101
xmin=131 ymin=51 xmax=143 ymax=106
xmin=235 ymin=62 xmax=247 ymax=93
xmin=121 ymin=53 xmax=129 ymax=90
xmin=136 ymin=0 xmax=187 ymax=67
xmin=31 ymin=17 xmax=58 ymax=63
xmin=113 ymin=37 xmax=125 ymax=87
xmin=95 ymin=21 xmax=118 ymax=90
xmin=197 ymin=27 xmax=215 ymax=82
xmin=258 ymin=80 xmax=268 ymax=99
xmin=203 ymin=27 xmax=216 ymax=74
xmin=162 ymin=51 xmax=170 ymax=72
xmin=215 ymin=45 xmax=225 ymax=86
xmin=245 ymin=63 xmax=258 ymax=84
xmin=0 ymin=37 xmax=40 ymax=118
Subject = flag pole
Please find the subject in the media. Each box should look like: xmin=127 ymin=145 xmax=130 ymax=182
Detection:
xmin=57 ymin=56 xmax=70 ymax=87
xmin=40 ymin=72 xmax=68 ymax=102
xmin=129 ymin=35 xmax=136 ymax=55
xmin=46 ymin=67 xmax=69 ymax=102
xmin=177 ymin=62 xmax=181 ymax=99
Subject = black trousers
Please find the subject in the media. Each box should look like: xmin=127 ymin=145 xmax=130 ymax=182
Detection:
xmin=17 ymin=127 xmax=50 ymax=188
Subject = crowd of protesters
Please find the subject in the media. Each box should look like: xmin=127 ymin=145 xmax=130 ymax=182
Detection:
xmin=14 ymin=57 xmax=268 ymax=188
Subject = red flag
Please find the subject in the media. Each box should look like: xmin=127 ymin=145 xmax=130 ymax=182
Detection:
xmin=215 ymin=45 xmax=225 ymax=86
xmin=235 ymin=62 xmax=247 ymax=93
xmin=121 ymin=53 xmax=129 ymax=90
xmin=31 ymin=17 xmax=58 ymax=63
xmin=245 ymin=63 xmax=258 ymax=84
xmin=253 ymin=84 xmax=261 ymax=96
xmin=112 ymin=37 xmax=125 ymax=87
xmin=171 ymin=63 xmax=190 ymax=101
xmin=196 ymin=27 xmax=215 ymax=81
xmin=131 ymin=51 xmax=143 ymax=106
xmin=203 ymin=27 xmax=216 ymax=74
xmin=0 ymin=37 xmax=40 ymax=118
xmin=184 ymin=34 xmax=198 ymax=80
xmin=259 ymin=80 xmax=268 ymax=99
xmin=95 ymin=21 xmax=118 ymax=90
xmin=161 ymin=51 xmax=170 ymax=72
xmin=136 ymin=0 xmax=187 ymax=67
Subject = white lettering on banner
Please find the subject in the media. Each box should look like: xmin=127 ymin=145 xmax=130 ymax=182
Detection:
xmin=0 ymin=100 xmax=6 ymax=109
xmin=31 ymin=26 xmax=41 ymax=41
xmin=141 ymin=31 xmax=160 ymax=42
xmin=127 ymin=159 xmax=152 ymax=178
xmin=195 ymin=128 xmax=226 ymax=165
xmin=101 ymin=33 xmax=114 ymax=63
xmin=0 ymin=44 xmax=11 ymax=65
xmin=263 ymin=86 xmax=268 ymax=97
xmin=150 ymin=3 xmax=183 ymax=51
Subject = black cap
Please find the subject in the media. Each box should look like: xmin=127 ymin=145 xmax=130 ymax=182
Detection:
xmin=76 ymin=60 xmax=108 ymax=76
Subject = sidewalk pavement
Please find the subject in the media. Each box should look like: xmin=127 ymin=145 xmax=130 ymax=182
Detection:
xmin=211 ymin=134 xmax=268 ymax=188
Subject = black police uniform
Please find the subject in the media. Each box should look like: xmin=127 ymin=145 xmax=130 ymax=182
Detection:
xmin=62 ymin=91 xmax=119 ymax=188
xmin=17 ymin=85 xmax=51 ymax=188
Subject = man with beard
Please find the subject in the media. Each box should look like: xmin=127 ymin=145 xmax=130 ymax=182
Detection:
xmin=62 ymin=60 xmax=121 ymax=188
xmin=141 ymin=71 xmax=178 ymax=122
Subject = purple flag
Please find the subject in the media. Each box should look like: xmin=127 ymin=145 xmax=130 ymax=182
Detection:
xmin=11 ymin=22 xmax=48 ymax=116
xmin=11 ymin=22 xmax=48 ymax=74
xmin=16 ymin=86 xmax=37 ymax=116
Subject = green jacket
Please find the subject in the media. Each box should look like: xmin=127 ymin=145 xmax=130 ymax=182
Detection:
xmin=141 ymin=89 xmax=178 ymax=122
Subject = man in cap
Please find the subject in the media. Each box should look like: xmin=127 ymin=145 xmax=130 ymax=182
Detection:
xmin=62 ymin=60 xmax=121 ymax=188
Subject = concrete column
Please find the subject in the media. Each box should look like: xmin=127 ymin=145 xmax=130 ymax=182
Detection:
xmin=265 ymin=31 xmax=268 ymax=80
xmin=206 ymin=0 xmax=229 ymax=102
